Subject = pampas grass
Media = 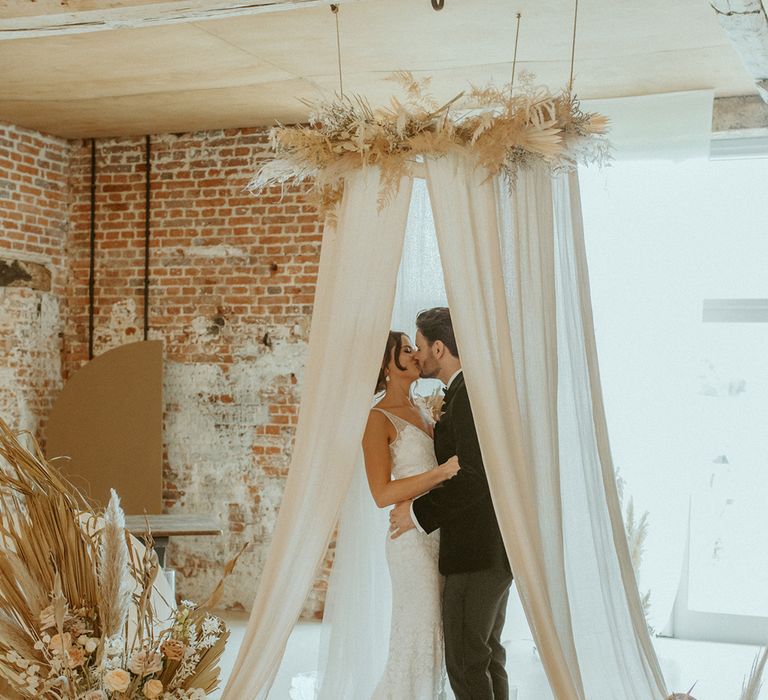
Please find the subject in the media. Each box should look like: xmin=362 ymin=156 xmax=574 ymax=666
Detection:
xmin=250 ymin=71 xmax=610 ymax=215
xmin=98 ymin=490 xmax=132 ymax=639
xmin=0 ymin=416 xmax=238 ymax=698
xmin=615 ymin=470 xmax=653 ymax=625
xmin=740 ymin=647 xmax=768 ymax=700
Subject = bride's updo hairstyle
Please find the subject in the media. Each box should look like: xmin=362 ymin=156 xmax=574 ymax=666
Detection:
xmin=376 ymin=331 xmax=407 ymax=393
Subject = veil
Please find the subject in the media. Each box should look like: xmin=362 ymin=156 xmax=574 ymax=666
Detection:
xmin=314 ymin=447 xmax=391 ymax=698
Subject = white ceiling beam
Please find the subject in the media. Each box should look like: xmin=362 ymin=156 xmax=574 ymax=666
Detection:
xmin=0 ymin=0 xmax=356 ymax=41
xmin=711 ymin=0 xmax=768 ymax=102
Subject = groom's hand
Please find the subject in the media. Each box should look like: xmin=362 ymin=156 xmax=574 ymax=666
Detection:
xmin=389 ymin=500 xmax=416 ymax=539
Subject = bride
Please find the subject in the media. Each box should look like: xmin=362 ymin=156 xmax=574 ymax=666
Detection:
xmin=363 ymin=330 xmax=460 ymax=699
xmin=293 ymin=330 xmax=459 ymax=700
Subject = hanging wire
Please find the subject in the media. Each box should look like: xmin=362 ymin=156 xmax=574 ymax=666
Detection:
xmin=510 ymin=12 xmax=522 ymax=95
xmin=567 ymin=0 xmax=579 ymax=95
xmin=330 ymin=4 xmax=344 ymax=97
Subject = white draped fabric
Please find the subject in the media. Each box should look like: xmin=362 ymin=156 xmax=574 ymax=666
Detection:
xmin=222 ymin=168 xmax=413 ymax=698
xmin=425 ymin=154 xmax=667 ymax=698
xmin=391 ymin=181 xmax=447 ymax=338
xmin=223 ymin=156 xmax=671 ymax=698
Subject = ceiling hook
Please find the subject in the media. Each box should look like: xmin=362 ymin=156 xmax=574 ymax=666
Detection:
xmin=431 ymin=0 xmax=445 ymax=10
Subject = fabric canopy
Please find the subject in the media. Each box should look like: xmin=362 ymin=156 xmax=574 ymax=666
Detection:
xmin=222 ymin=157 xmax=670 ymax=699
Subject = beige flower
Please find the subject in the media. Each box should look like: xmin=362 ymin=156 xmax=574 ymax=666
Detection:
xmin=160 ymin=638 xmax=185 ymax=661
xmin=48 ymin=632 xmax=72 ymax=654
xmin=129 ymin=649 xmax=163 ymax=676
xmin=103 ymin=668 xmax=131 ymax=693
xmin=142 ymin=679 xmax=164 ymax=698
xmin=66 ymin=645 xmax=86 ymax=668
xmin=82 ymin=691 xmax=107 ymax=700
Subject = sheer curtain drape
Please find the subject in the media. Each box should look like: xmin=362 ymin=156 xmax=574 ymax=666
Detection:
xmin=425 ymin=152 xmax=668 ymax=699
xmin=224 ymin=155 xmax=672 ymax=699
xmin=222 ymin=168 xmax=413 ymax=699
xmin=391 ymin=179 xmax=448 ymax=336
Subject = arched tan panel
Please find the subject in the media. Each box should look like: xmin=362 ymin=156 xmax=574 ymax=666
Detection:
xmin=47 ymin=340 xmax=163 ymax=514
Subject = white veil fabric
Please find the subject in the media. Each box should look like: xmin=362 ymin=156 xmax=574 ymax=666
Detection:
xmin=313 ymin=449 xmax=391 ymax=699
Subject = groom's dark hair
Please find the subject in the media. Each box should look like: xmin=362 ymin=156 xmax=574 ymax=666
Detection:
xmin=416 ymin=307 xmax=459 ymax=359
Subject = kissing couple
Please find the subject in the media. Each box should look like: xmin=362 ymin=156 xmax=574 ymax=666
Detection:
xmin=363 ymin=307 xmax=513 ymax=700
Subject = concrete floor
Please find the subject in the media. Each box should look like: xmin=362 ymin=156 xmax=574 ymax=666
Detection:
xmin=210 ymin=611 xmax=763 ymax=699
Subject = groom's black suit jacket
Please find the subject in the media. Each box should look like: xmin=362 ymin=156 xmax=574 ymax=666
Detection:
xmin=413 ymin=372 xmax=510 ymax=576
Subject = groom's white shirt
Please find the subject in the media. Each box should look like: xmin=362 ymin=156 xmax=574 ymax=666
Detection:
xmin=410 ymin=368 xmax=462 ymax=533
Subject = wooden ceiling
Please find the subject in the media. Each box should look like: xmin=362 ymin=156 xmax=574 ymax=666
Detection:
xmin=0 ymin=0 xmax=759 ymax=138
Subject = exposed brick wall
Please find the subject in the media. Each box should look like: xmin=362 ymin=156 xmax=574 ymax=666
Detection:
xmin=1 ymin=123 xmax=333 ymax=618
xmin=64 ymin=129 xmax=328 ymax=616
xmin=0 ymin=123 xmax=69 ymax=440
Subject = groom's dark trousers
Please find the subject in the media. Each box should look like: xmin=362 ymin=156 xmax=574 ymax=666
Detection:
xmin=413 ymin=372 xmax=513 ymax=700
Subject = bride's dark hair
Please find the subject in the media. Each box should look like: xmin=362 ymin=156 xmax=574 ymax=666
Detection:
xmin=376 ymin=331 xmax=407 ymax=393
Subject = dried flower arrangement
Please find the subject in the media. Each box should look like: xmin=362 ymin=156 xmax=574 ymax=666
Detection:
xmin=250 ymin=71 xmax=610 ymax=213
xmin=0 ymin=417 xmax=238 ymax=699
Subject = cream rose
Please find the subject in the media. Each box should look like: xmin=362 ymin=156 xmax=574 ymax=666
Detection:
xmin=129 ymin=650 xmax=163 ymax=676
xmin=160 ymin=638 xmax=185 ymax=661
xmin=142 ymin=679 xmax=164 ymax=698
xmin=103 ymin=668 xmax=131 ymax=693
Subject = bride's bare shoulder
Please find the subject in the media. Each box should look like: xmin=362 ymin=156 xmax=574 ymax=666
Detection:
xmin=365 ymin=407 xmax=394 ymax=442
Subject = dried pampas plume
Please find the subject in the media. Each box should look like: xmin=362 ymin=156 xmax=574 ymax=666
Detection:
xmin=98 ymin=488 xmax=133 ymax=638
xmin=740 ymin=647 xmax=768 ymax=700
xmin=249 ymin=71 xmax=610 ymax=215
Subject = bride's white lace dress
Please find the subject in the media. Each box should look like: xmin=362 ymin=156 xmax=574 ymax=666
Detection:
xmin=289 ymin=407 xmax=447 ymax=700
xmin=370 ymin=408 xmax=447 ymax=700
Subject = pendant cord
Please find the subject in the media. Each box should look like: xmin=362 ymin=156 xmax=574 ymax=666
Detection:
xmin=510 ymin=12 xmax=522 ymax=95
xmin=568 ymin=0 xmax=579 ymax=95
xmin=331 ymin=4 xmax=344 ymax=98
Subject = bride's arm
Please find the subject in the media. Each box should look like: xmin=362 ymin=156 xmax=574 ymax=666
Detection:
xmin=363 ymin=411 xmax=459 ymax=509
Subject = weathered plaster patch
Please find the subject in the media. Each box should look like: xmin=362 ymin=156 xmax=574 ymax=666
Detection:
xmin=93 ymin=298 xmax=141 ymax=354
xmin=0 ymin=289 xmax=62 ymax=434
xmin=163 ymin=330 xmax=309 ymax=609
xmin=183 ymin=245 xmax=248 ymax=259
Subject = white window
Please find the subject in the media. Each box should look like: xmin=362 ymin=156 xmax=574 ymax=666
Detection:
xmin=580 ymin=138 xmax=768 ymax=645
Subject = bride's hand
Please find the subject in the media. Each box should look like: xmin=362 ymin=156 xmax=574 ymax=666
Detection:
xmin=437 ymin=456 xmax=460 ymax=482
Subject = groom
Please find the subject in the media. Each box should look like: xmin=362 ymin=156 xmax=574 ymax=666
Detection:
xmin=390 ymin=306 xmax=513 ymax=700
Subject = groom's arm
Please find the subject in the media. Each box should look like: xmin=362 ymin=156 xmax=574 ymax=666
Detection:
xmin=412 ymin=389 xmax=492 ymax=534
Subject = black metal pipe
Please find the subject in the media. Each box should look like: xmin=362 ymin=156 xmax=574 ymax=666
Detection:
xmin=88 ymin=139 xmax=96 ymax=360
xmin=143 ymin=134 xmax=151 ymax=341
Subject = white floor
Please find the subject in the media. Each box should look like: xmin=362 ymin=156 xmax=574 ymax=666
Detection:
xmin=211 ymin=611 xmax=763 ymax=699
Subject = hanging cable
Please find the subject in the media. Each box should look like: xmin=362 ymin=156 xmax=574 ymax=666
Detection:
xmin=330 ymin=4 xmax=344 ymax=97
xmin=143 ymin=135 xmax=151 ymax=341
xmin=88 ymin=139 xmax=97 ymax=361
xmin=568 ymin=0 xmax=579 ymax=95
xmin=510 ymin=12 xmax=522 ymax=95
